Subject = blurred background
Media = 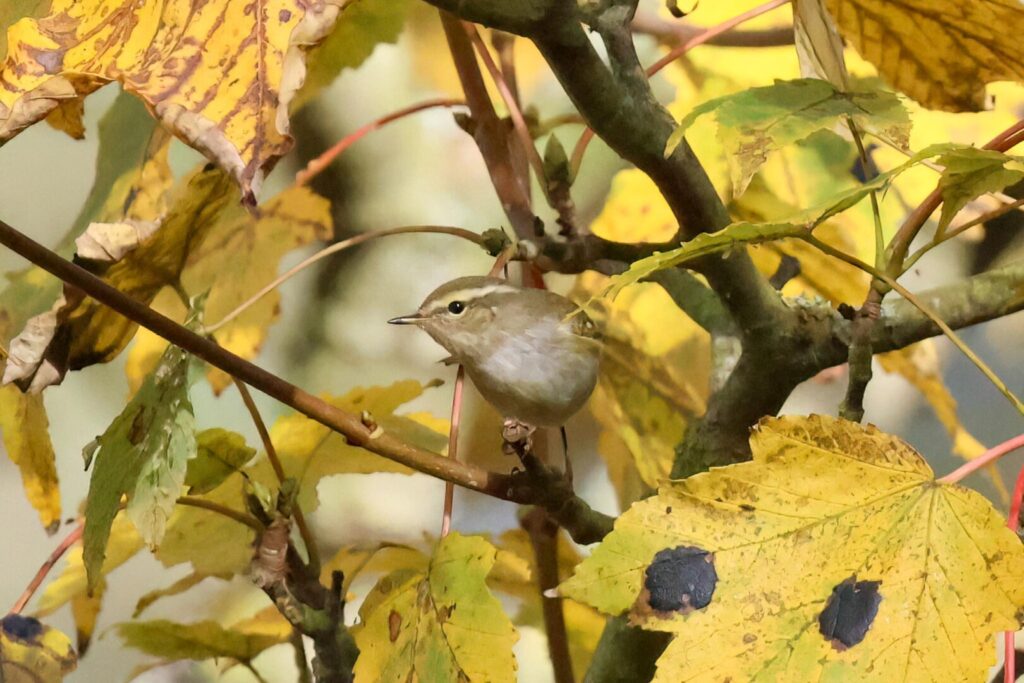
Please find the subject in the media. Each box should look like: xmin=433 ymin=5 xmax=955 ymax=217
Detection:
xmin=1 ymin=1 xmax=1022 ymax=680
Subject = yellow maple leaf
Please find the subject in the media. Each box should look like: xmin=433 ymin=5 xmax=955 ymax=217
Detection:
xmin=560 ymin=414 xmax=1024 ymax=683
xmin=574 ymin=275 xmax=709 ymax=504
xmin=0 ymin=0 xmax=344 ymax=199
xmin=353 ymin=533 xmax=519 ymax=683
xmin=1 ymin=614 xmax=77 ymax=682
xmin=0 ymin=385 xmax=60 ymax=532
xmin=184 ymin=185 xmax=332 ymax=394
xmin=824 ymin=0 xmax=1024 ymax=112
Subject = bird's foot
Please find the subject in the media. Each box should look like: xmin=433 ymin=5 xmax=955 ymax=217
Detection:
xmin=502 ymin=418 xmax=536 ymax=457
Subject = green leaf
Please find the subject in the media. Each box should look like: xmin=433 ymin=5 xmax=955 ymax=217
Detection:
xmin=667 ymin=79 xmax=911 ymax=195
xmin=599 ymin=222 xmax=809 ymax=301
xmin=354 ymin=533 xmax=519 ymax=683
xmin=294 ymin=0 xmax=412 ymax=109
xmin=560 ymin=415 xmax=1024 ymax=682
xmin=184 ymin=429 xmax=256 ymax=495
xmin=117 ymin=619 xmax=286 ymax=662
xmin=935 ymin=147 xmax=1024 ymax=230
xmin=83 ymin=343 xmax=195 ymax=590
xmin=1 ymin=614 xmax=77 ymax=682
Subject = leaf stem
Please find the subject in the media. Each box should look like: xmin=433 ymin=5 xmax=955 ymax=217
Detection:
xmin=234 ymin=378 xmax=320 ymax=573
xmin=571 ymin=0 xmax=791 ymax=177
xmin=202 ymin=225 xmax=484 ymax=333
xmin=937 ymin=434 xmax=1024 ymax=485
xmin=176 ymin=496 xmax=263 ymax=531
xmin=902 ymin=196 xmax=1024 ymax=272
xmin=10 ymin=522 xmax=84 ymax=614
xmin=294 ymin=98 xmax=466 ymax=187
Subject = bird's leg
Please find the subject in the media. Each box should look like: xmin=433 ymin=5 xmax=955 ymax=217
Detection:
xmin=560 ymin=426 xmax=573 ymax=484
xmin=502 ymin=417 xmax=536 ymax=458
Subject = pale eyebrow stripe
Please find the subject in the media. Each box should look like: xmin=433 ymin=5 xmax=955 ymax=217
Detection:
xmin=424 ymin=285 xmax=518 ymax=312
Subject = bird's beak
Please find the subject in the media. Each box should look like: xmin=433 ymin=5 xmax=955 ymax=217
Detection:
xmin=388 ymin=313 xmax=425 ymax=325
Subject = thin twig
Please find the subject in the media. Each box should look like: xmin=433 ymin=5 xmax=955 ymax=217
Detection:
xmin=291 ymin=628 xmax=312 ymax=683
xmin=0 ymin=216 xmax=617 ymax=544
xmin=295 ymin=98 xmax=466 ymax=186
xmin=463 ymin=23 xmax=552 ymax=203
xmin=439 ymin=10 xmax=536 ymax=238
xmin=522 ymin=508 xmax=575 ymax=683
xmin=235 ymin=378 xmax=320 ymax=573
xmin=203 ymin=226 xmax=484 ymax=333
xmin=631 ymin=11 xmax=794 ymax=48
xmin=176 ymin=496 xmax=264 ymax=531
xmin=10 ymin=522 xmax=84 ymax=614
xmin=440 ymin=366 xmax=466 ymax=538
xmin=803 ymin=234 xmax=1024 ymax=416
xmin=937 ymin=434 xmax=1024 ymax=484
xmin=903 ymin=196 xmax=1024 ymax=272
xmin=571 ymin=0 xmax=791 ymax=176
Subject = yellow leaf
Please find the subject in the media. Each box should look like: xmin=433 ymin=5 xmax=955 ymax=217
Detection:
xmin=0 ymin=0 xmax=345 ymax=198
xmin=575 ymin=275 xmax=709 ymax=501
xmin=878 ymin=342 xmax=1008 ymax=503
xmin=1 ymin=615 xmax=77 ymax=682
xmin=124 ymin=288 xmax=187 ymax=395
xmin=44 ymin=98 xmax=85 ymax=140
xmin=353 ymin=533 xmax=519 ymax=683
xmin=591 ymin=169 xmax=678 ymax=243
xmin=492 ymin=529 xmax=604 ymax=676
xmin=183 ymin=185 xmax=332 ymax=394
xmin=4 ymin=165 xmax=230 ymax=392
xmin=69 ymin=582 xmax=102 ymax=657
xmin=561 ymin=415 xmax=1024 ymax=682
xmin=117 ymin=619 xmax=287 ymax=662
xmin=824 ymin=0 xmax=1024 ymax=111
xmin=0 ymin=385 xmax=60 ymax=532
xmin=155 ymin=473 xmax=257 ymax=576
xmin=36 ymin=516 xmax=143 ymax=617
xmin=269 ymin=380 xmax=449 ymax=512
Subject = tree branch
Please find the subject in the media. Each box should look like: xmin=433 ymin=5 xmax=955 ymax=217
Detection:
xmin=0 ymin=216 xmax=612 ymax=545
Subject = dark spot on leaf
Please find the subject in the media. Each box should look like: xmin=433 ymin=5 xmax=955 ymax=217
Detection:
xmin=819 ymin=576 xmax=882 ymax=651
xmin=743 ymin=633 xmax=757 ymax=644
xmin=2 ymin=614 xmax=44 ymax=642
xmin=388 ymin=610 xmax=401 ymax=642
xmin=279 ymin=9 xmax=292 ymax=22
xmin=665 ymin=506 xmax=672 ymax=514
xmin=644 ymin=545 xmax=717 ymax=613
xmin=437 ymin=605 xmax=454 ymax=624
xmin=739 ymin=503 xmax=755 ymax=512
xmin=129 ymin=409 xmax=147 ymax=445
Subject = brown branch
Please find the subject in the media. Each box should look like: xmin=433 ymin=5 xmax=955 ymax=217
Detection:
xmin=0 ymin=216 xmax=613 ymax=545
xmin=439 ymin=11 xmax=537 ymax=239
xmin=234 ymin=378 xmax=320 ymax=573
xmin=10 ymin=523 xmax=84 ymax=614
xmin=522 ymin=508 xmax=575 ymax=683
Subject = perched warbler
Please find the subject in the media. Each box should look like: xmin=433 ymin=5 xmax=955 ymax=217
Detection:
xmin=388 ymin=276 xmax=602 ymax=428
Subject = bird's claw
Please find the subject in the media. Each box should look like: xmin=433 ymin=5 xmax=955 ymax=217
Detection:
xmin=502 ymin=418 xmax=536 ymax=456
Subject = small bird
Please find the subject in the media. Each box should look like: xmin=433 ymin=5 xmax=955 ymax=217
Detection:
xmin=388 ymin=276 xmax=602 ymax=434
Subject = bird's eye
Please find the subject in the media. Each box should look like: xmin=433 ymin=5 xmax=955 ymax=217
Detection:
xmin=447 ymin=301 xmax=466 ymax=314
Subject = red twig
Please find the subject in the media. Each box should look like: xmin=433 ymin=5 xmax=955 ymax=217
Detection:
xmin=938 ymin=434 xmax=1024 ymax=484
xmin=11 ymin=523 xmax=84 ymax=614
xmin=295 ymin=98 xmax=466 ymax=186
xmin=463 ymin=23 xmax=551 ymax=198
xmin=1005 ymin=464 xmax=1024 ymax=683
xmin=440 ymin=365 xmax=467 ymax=538
xmin=571 ymin=0 xmax=791 ymax=175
